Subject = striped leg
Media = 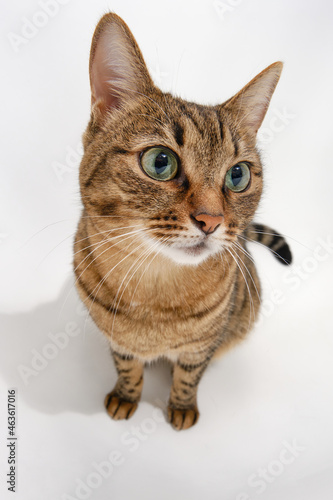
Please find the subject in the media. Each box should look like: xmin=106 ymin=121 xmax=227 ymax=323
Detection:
xmin=104 ymin=351 xmax=144 ymax=420
xmin=168 ymin=353 xmax=210 ymax=431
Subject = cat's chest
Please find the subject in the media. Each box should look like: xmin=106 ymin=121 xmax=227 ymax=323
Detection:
xmin=97 ymin=264 xmax=235 ymax=361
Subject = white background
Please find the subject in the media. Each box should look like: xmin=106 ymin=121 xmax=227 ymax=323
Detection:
xmin=1 ymin=0 xmax=333 ymax=499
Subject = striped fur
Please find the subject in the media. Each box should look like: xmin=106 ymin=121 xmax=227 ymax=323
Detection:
xmin=246 ymin=223 xmax=292 ymax=265
xmin=74 ymin=13 xmax=292 ymax=430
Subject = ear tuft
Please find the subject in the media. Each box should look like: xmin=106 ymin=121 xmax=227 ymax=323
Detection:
xmin=224 ymin=62 xmax=283 ymax=139
xmin=89 ymin=13 xmax=154 ymax=117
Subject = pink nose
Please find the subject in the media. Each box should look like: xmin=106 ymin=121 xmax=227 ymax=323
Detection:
xmin=192 ymin=213 xmax=223 ymax=235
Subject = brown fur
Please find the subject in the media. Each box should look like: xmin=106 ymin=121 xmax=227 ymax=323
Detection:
xmin=73 ymin=13 xmax=291 ymax=430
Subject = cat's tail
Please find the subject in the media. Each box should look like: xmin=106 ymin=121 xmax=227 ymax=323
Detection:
xmin=245 ymin=223 xmax=292 ymax=265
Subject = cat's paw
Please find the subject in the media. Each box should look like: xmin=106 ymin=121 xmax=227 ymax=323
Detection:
xmin=104 ymin=392 xmax=138 ymax=420
xmin=168 ymin=405 xmax=199 ymax=431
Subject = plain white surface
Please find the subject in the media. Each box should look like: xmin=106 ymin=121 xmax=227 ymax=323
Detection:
xmin=1 ymin=0 xmax=333 ymax=499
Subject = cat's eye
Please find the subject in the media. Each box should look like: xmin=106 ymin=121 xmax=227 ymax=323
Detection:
xmin=225 ymin=162 xmax=251 ymax=192
xmin=140 ymin=147 xmax=178 ymax=181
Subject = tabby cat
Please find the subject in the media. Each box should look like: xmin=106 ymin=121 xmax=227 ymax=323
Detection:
xmin=74 ymin=13 xmax=292 ymax=430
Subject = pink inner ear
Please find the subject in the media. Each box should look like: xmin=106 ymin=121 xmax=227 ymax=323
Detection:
xmin=91 ymin=56 xmax=119 ymax=109
xmin=224 ymin=62 xmax=282 ymax=138
xmin=90 ymin=22 xmax=138 ymax=111
xmin=91 ymin=38 xmax=122 ymax=109
xmin=88 ymin=16 xmax=155 ymax=117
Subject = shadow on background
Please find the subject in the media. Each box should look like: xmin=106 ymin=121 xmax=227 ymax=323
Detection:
xmin=0 ymin=277 xmax=172 ymax=415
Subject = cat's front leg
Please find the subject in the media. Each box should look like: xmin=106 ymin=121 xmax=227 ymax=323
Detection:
xmin=168 ymin=352 xmax=211 ymax=431
xmin=104 ymin=351 xmax=144 ymax=421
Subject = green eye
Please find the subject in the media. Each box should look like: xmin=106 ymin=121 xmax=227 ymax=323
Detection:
xmin=225 ymin=162 xmax=251 ymax=192
xmin=140 ymin=147 xmax=178 ymax=181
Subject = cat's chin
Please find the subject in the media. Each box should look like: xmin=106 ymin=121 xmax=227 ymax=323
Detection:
xmin=158 ymin=242 xmax=216 ymax=266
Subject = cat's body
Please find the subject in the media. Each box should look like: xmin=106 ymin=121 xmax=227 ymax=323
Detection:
xmin=74 ymin=13 xmax=291 ymax=430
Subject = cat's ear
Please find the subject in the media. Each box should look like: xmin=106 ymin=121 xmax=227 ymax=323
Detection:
xmin=223 ymin=62 xmax=283 ymax=140
xmin=89 ymin=13 xmax=154 ymax=122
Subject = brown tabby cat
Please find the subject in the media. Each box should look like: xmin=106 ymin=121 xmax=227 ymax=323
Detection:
xmin=74 ymin=13 xmax=292 ymax=430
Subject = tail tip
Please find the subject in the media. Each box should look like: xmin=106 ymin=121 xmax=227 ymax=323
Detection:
xmin=275 ymin=242 xmax=292 ymax=265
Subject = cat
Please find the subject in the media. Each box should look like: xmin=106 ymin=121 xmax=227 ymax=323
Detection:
xmin=74 ymin=13 xmax=292 ymax=430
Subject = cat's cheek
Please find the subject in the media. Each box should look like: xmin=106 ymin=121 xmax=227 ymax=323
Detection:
xmin=224 ymin=189 xmax=262 ymax=225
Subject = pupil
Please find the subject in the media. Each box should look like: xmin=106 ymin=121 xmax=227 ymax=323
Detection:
xmin=154 ymin=152 xmax=169 ymax=174
xmin=231 ymin=165 xmax=243 ymax=186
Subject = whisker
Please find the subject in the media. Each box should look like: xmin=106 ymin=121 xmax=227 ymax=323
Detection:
xmin=73 ymin=228 xmax=148 ymax=285
xmin=108 ymin=240 xmax=161 ymax=336
xmin=82 ymin=233 xmax=152 ymax=336
xmin=81 ymin=214 xmax=147 ymax=220
xmin=59 ymin=228 xmax=151 ymax=318
xmin=127 ymin=238 xmax=168 ymax=311
xmin=73 ymin=235 xmax=112 ymax=259
xmin=246 ymin=229 xmax=310 ymax=252
xmin=171 ymin=49 xmax=186 ymax=95
xmin=58 ymin=237 xmax=116 ymax=320
xmin=226 ymin=246 xmax=255 ymax=332
xmin=85 ymin=238 xmax=148 ymax=325
xmin=230 ymin=243 xmax=261 ymax=304
xmin=37 ymin=226 xmax=128 ymax=270
xmin=20 ymin=219 xmax=71 ymax=250
xmin=118 ymin=236 xmax=168 ymax=312
xmin=238 ymin=234 xmax=292 ymax=266
xmin=232 ymin=239 xmax=256 ymax=266
xmin=72 ymin=235 xmax=113 ymax=273
xmin=110 ymin=236 xmax=171 ymax=338
xmin=72 ymin=225 xmax=142 ymax=258
xmin=228 ymin=235 xmax=280 ymax=293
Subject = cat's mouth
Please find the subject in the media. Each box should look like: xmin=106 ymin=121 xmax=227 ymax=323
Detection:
xmin=166 ymin=240 xmax=215 ymax=265
xmin=146 ymin=234 xmax=218 ymax=265
xmin=181 ymin=241 xmax=207 ymax=256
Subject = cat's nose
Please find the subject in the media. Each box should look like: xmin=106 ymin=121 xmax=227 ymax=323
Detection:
xmin=191 ymin=213 xmax=223 ymax=235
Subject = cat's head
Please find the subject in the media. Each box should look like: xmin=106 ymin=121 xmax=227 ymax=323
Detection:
xmin=80 ymin=13 xmax=282 ymax=265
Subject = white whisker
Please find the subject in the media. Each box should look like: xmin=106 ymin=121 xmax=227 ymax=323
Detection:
xmin=226 ymin=246 xmax=255 ymax=332
xmin=238 ymin=234 xmax=292 ymax=265
xmin=128 ymin=237 xmax=170 ymax=311
xmin=110 ymin=236 xmax=171 ymax=339
xmin=231 ymin=243 xmax=261 ymax=304
xmin=72 ymin=225 xmax=141 ymax=259
xmin=83 ymin=233 xmax=151 ymax=337
xmin=59 ymin=228 xmax=151 ymax=318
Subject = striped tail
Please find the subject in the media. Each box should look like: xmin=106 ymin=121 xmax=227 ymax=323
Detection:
xmin=245 ymin=223 xmax=292 ymax=265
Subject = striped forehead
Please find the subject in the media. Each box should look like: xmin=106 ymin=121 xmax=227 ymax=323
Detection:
xmin=167 ymin=99 xmax=240 ymax=182
xmin=119 ymin=94 xmax=241 ymax=183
